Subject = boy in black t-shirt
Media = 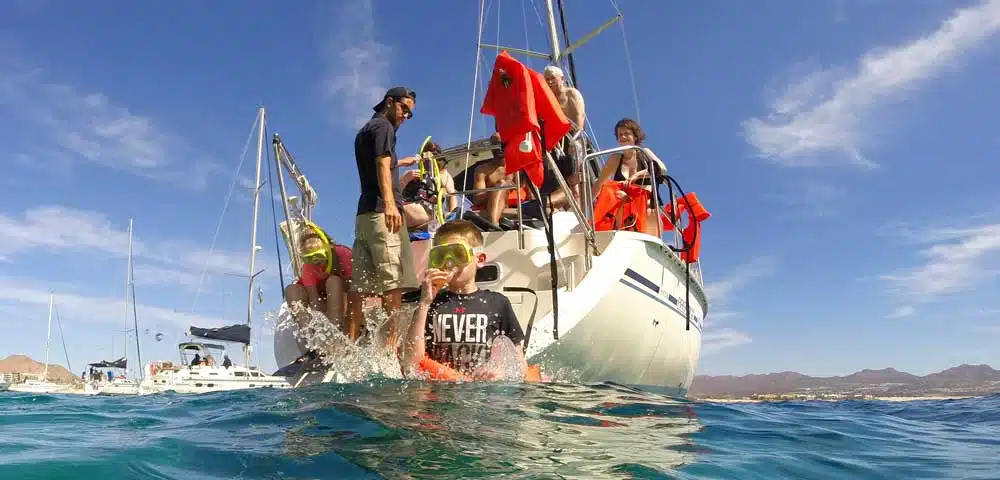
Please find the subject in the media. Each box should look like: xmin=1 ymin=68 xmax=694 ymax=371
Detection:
xmin=404 ymin=219 xmax=526 ymax=380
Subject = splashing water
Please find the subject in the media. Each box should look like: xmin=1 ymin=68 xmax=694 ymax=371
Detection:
xmin=266 ymin=301 xmax=419 ymax=383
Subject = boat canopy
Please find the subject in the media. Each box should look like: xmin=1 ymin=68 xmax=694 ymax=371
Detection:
xmin=87 ymin=357 xmax=127 ymax=369
xmin=189 ymin=324 xmax=251 ymax=344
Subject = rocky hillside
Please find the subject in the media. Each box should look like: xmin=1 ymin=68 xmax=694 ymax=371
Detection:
xmin=690 ymin=364 xmax=1000 ymax=397
xmin=0 ymin=354 xmax=81 ymax=385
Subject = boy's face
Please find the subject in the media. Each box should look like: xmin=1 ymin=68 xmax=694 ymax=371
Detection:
xmin=429 ymin=235 xmax=485 ymax=288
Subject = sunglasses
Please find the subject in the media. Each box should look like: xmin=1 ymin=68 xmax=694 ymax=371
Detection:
xmin=393 ymin=98 xmax=413 ymax=119
xmin=428 ymin=242 xmax=483 ymax=270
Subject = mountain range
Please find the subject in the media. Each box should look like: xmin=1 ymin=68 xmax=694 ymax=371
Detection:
xmin=689 ymin=364 xmax=1000 ymax=397
xmin=0 ymin=354 xmax=80 ymax=385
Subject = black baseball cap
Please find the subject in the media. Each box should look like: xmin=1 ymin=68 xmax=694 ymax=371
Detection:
xmin=372 ymin=86 xmax=416 ymax=115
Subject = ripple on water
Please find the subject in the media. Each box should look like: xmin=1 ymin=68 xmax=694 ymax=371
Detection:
xmin=1 ymin=385 xmax=998 ymax=479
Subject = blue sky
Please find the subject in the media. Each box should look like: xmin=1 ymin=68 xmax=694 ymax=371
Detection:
xmin=2 ymin=0 xmax=1000 ymax=378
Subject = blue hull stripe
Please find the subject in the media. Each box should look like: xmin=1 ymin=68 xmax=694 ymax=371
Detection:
xmin=618 ymin=276 xmax=703 ymax=333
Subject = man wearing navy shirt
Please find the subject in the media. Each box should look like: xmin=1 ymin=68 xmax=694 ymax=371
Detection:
xmin=350 ymin=86 xmax=420 ymax=347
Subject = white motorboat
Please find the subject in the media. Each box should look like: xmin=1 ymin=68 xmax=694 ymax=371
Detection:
xmin=142 ymin=341 xmax=290 ymax=394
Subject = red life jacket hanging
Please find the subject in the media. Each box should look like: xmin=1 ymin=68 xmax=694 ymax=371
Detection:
xmin=663 ymin=192 xmax=711 ymax=263
xmin=480 ymin=51 xmax=572 ymax=187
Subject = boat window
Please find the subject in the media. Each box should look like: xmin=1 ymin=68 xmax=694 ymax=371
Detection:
xmin=195 ymin=383 xmax=203 ymax=387
xmin=207 ymin=384 xmax=214 ymax=387
xmin=234 ymin=372 xmax=246 ymax=377
xmin=476 ymin=264 xmax=500 ymax=283
xmin=249 ymin=384 xmax=255 ymax=387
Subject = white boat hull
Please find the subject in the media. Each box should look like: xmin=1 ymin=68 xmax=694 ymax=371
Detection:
xmin=97 ymin=379 xmax=144 ymax=396
xmin=142 ymin=364 xmax=292 ymax=394
xmin=276 ymin=212 xmax=707 ymax=395
xmin=8 ymin=380 xmax=74 ymax=394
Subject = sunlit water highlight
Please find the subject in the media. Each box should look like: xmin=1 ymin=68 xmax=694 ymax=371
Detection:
xmin=1 ymin=384 xmax=998 ymax=479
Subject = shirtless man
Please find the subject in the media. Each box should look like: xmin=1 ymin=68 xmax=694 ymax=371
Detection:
xmin=542 ymin=65 xmax=587 ymax=201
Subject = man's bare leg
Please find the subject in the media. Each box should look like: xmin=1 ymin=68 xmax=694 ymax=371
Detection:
xmin=348 ymin=292 xmax=367 ymax=341
xmin=380 ymin=288 xmax=403 ymax=351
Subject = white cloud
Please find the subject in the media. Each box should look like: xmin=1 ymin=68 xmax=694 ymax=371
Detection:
xmin=743 ymin=0 xmax=1000 ymax=167
xmin=0 ymin=277 xmax=225 ymax=331
xmin=321 ymin=0 xmax=392 ymax=128
xmin=0 ymin=205 xmax=273 ymax=291
xmin=886 ymin=305 xmax=916 ymax=319
xmin=0 ymin=50 xmax=221 ymax=188
xmin=705 ymin=256 xmax=777 ymax=304
xmin=767 ymin=180 xmax=850 ymax=218
xmin=702 ymin=329 xmax=752 ymax=356
xmin=700 ymin=256 xmax=776 ymax=355
xmin=881 ymin=223 xmax=1000 ymax=298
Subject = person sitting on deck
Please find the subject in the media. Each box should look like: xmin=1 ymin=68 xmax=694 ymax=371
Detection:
xmin=470 ymin=133 xmax=534 ymax=226
xmin=593 ymin=118 xmax=667 ymax=236
xmin=222 ymin=355 xmax=232 ymax=368
xmin=400 ymin=141 xmax=459 ymax=230
xmin=283 ymin=229 xmax=353 ymax=351
xmin=543 ymin=65 xmax=587 ymax=203
xmin=190 ymin=353 xmax=201 ymax=367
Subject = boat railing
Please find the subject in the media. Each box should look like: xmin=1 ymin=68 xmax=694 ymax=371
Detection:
xmin=583 ymin=144 xmax=691 ymax=254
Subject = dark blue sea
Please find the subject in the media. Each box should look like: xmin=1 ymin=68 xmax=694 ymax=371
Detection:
xmin=1 ymin=383 xmax=997 ymax=479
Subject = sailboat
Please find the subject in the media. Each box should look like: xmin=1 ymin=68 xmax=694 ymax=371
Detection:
xmin=9 ymin=293 xmax=75 ymax=394
xmin=90 ymin=217 xmax=145 ymax=395
xmin=141 ymin=108 xmax=292 ymax=394
xmin=271 ymin=1 xmax=710 ymax=394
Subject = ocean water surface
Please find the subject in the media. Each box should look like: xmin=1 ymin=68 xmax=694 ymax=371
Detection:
xmin=1 ymin=383 xmax=997 ymax=479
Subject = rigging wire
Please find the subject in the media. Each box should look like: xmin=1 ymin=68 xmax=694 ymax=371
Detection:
xmin=130 ymin=256 xmax=142 ymax=379
xmin=521 ymin=0 xmax=532 ymax=69
xmin=190 ymin=112 xmax=260 ymax=313
xmin=264 ymin=123 xmax=287 ymax=293
xmin=610 ymin=0 xmax=641 ymax=124
xmin=53 ymin=303 xmax=72 ymax=375
xmin=460 ymin=0 xmax=488 ymax=216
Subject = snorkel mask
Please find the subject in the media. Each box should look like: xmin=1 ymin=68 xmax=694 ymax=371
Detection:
xmin=301 ymin=244 xmax=332 ymax=268
xmin=428 ymin=242 xmax=483 ymax=270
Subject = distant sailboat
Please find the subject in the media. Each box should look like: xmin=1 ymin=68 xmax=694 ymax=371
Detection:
xmin=96 ymin=217 xmax=145 ymax=395
xmin=9 ymin=293 xmax=73 ymax=394
xmin=141 ymin=108 xmax=292 ymax=394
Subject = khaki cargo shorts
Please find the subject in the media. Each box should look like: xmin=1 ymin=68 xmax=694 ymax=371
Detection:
xmin=351 ymin=212 xmax=419 ymax=295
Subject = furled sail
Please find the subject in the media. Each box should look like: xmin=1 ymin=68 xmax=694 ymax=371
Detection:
xmin=189 ymin=324 xmax=251 ymax=344
xmin=87 ymin=357 xmax=127 ymax=369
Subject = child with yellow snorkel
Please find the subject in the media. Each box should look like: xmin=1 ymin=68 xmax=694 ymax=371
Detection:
xmin=404 ymin=219 xmax=539 ymax=381
xmin=283 ymin=229 xmax=353 ymax=353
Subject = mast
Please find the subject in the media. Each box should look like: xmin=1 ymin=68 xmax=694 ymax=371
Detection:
xmin=123 ymin=217 xmax=133 ymax=378
xmin=246 ymin=106 xmax=266 ymax=367
xmin=128 ymin=218 xmax=143 ymax=379
xmin=43 ymin=292 xmax=53 ymax=382
xmin=543 ymin=0 xmax=563 ymax=63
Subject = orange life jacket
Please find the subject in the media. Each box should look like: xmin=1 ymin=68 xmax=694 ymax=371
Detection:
xmin=663 ymin=192 xmax=711 ymax=263
xmin=480 ymin=50 xmax=572 ymax=187
xmin=417 ymin=355 xmax=542 ymax=383
xmin=594 ymin=182 xmax=652 ymax=232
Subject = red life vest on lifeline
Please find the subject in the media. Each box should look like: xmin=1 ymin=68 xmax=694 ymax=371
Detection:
xmin=480 ymin=51 xmax=572 ymax=187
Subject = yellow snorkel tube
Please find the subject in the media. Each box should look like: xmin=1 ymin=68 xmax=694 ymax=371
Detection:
xmin=416 ymin=136 xmax=446 ymax=225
